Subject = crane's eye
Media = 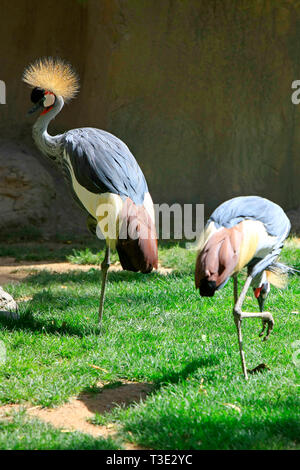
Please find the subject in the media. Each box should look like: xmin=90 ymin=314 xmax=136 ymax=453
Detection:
xmin=260 ymin=283 xmax=269 ymax=298
xmin=31 ymin=87 xmax=44 ymax=103
xmin=44 ymin=92 xmax=56 ymax=107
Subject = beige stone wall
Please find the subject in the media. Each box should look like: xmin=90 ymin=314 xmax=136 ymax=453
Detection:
xmin=0 ymin=0 xmax=299 ymax=233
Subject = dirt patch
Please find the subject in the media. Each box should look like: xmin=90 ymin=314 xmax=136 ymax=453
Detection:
xmin=29 ymin=381 xmax=152 ymax=446
xmin=0 ymin=258 xmax=172 ymax=285
xmin=0 ymin=380 xmax=152 ymax=450
xmin=156 ymin=263 xmax=174 ymax=276
xmin=0 ymin=404 xmax=21 ymax=418
xmin=0 ymin=258 xmax=119 ymax=286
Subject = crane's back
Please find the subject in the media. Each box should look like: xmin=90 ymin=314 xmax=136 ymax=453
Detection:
xmin=195 ymin=196 xmax=291 ymax=296
xmin=63 ymin=127 xmax=149 ymax=206
xmin=208 ymin=196 xmax=290 ymax=239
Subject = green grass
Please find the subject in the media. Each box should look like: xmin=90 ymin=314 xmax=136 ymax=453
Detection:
xmin=0 ymin=409 xmax=121 ymax=450
xmin=67 ymin=247 xmax=119 ymax=265
xmin=0 ymin=240 xmax=299 ymax=449
xmin=0 ymin=241 xmax=102 ymax=263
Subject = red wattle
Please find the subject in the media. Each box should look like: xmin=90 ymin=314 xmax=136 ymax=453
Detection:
xmin=41 ymin=106 xmax=53 ymax=115
xmin=254 ymin=287 xmax=262 ymax=298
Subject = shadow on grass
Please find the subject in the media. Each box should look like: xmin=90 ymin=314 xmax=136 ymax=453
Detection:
xmin=0 ymin=268 xmax=190 ymax=337
xmin=0 ymin=267 xmax=187 ymax=333
xmin=22 ymin=268 xmax=177 ymax=288
xmin=125 ymin=412 xmax=300 ymax=450
xmin=78 ymin=382 xmax=154 ymax=417
xmin=0 ymin=311 xmax=92 ymax=337
xmin=78 ymin=359 xmax=219 ymax=422
xmin=155 ymin=357 xmax=220 ymax=386
xmin=120 ymin=391 xmax=300 ymax=450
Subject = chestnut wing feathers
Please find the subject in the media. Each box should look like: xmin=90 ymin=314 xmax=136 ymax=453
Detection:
xmin=206 ymin=196 xmax=291 ymax=280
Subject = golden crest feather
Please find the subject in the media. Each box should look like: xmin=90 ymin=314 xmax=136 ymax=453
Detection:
xmin=22 ymin=57 xmax=79 ymax=102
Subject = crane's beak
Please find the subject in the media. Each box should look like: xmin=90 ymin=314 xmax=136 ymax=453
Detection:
xmin=27 ymin=101 xmax=43 ymax=115
xmin=199 ymin=279 xmax=217 ymax=297
xmin=254 ymin=284 xmax=269 ymax=312
xmin=257 ymin=294 xmax=265 ymax=312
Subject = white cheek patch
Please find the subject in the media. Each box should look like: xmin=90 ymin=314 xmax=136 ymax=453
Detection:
xmin=44 ymin=93 xmax=55 ymax=107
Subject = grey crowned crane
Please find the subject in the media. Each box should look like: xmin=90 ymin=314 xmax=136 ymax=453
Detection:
xmin=195 ymin=196 xmax=293 ymax=380
xmin=23 ymin=57 xmax=158 ymax=325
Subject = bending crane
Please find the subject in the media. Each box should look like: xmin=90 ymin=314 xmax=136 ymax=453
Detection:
xmin=195 ymin=195 xmax=292 ymax=379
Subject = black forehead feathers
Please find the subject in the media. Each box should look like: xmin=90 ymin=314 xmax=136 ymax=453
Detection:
xmin=31 ymin=87 xmax=45 ymax=103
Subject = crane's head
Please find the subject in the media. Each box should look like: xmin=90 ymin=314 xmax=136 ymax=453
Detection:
xmin=28 ymin=87 xmax=57 ymax=115
xmin=253 ymin=271 xmax=270 ymax=312
xmin=22 ymin=57 xmax=79 ymax=116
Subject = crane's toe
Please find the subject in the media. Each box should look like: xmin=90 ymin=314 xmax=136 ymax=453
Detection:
xmin=259 ymin=313 xmax=274 ymax=341
xmin=259 ymin=320 xmax=267 ymax=338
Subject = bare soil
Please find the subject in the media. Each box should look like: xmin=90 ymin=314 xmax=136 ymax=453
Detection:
xmin=0 ymin=257 xmax=172 ymax=285
xmin=0 ymin=380 xmax=153 ymax=450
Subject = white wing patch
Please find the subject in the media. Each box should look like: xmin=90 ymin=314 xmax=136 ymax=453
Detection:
xmin=252 ymin=221 xmax=278 ymax=258
xmin=143 ymin=192 xmax=155 ymax=224
xmin=64 ymin=151 xmax=123 ymax=247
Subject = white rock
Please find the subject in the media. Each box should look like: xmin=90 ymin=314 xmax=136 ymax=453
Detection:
xmin=0 ymin=286 xmax=19 ymax=320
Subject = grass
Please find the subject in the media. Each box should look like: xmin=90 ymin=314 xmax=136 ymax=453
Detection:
xmin=0 ymin=239 xmax=299 ymax=449
xmin=67 ymin=247 xmax=119 ymax=265
xmin=0 ymin=409 xmax=121 ymax=450
xmin=0 ymin=241 xmax=101 ymax=263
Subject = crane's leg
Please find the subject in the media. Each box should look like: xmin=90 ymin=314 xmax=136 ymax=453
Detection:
xmin=233 ymin=275 xmax=248 ymax=380
xmin=233 ymin=275 xmax=275 ymax=380
xmin=258 ymin=294 xmax=268 ymax=339
xmin=233 ymin=274 xmax=238 ymax=304
xmin=98 ymin=245 xmax=111 ymax=327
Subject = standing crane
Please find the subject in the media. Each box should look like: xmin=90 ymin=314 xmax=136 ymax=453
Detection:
xmin=195 ymin=195 xmax=292 ymax=380
xmin=23 ymin=57 xmax=158 ymax=325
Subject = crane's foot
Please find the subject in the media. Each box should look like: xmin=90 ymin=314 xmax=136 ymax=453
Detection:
xmin=233 ymin=275 xmax=274 ymax=380
xmin=236 ymin=311 xmax=274 ymax=341
xmin=258 ymin=314 xmax=274 ymax=342
xmin=233 ymin=308 xmax=274 ymax=380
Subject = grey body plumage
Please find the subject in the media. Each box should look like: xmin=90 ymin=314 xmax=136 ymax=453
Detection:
xmin=32 ymin=99 xmax=148 ymax=211
xmin=208 ymin=195 xmax=290 ymax=238
xmin=63 ymin=128 xmax=148 ymax=206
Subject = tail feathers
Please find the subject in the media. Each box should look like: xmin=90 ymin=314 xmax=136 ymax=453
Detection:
xmin=116 ymin=198 xmax=158 ymax=274
xmin=266 ymin=261 xmax=300 ymax=289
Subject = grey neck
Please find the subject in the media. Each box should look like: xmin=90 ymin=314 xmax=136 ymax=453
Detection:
xmin=32 ymin=96 xmax=64 ymax=161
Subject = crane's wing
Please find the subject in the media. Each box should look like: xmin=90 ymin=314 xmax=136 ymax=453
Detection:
xmin=208 ymin=196 xmax=290 ymax=239
xmin=63 ymin=128 xmax=148 ymax=206
xmin=207 ymin=196 xmax=291 ymax=278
